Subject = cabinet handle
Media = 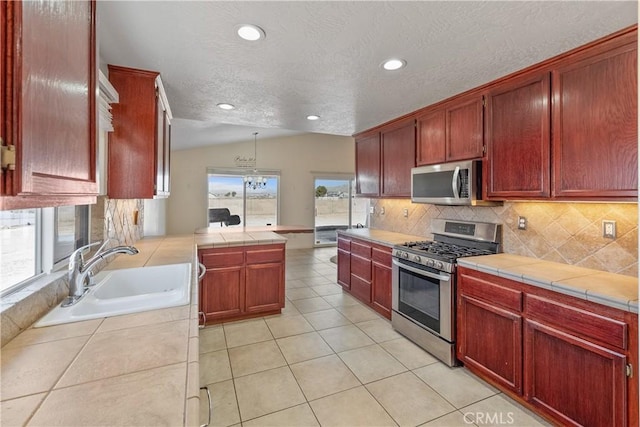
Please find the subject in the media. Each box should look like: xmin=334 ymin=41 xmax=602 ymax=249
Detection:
xmin=199 ymin=311 xmax=206 ymax=329
xmin=200 ymin=386 xmax=212 ymax=427
xmin=198 ymin=262 xmax=206 ymax=280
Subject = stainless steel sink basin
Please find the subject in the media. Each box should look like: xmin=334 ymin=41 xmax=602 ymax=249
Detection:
xmin=35 ymin=263 xmax=191 ymax=327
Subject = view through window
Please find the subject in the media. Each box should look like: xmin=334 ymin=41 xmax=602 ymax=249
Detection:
xmin=54 ymin=205 xmax=89 ymax=264
xmin=314 ymin=178 xmax=368 ymax=245
xmin=0 ymin=209 xmax=38 ymax=292
xmin=208 ymin=172 xmax=279 ymax=227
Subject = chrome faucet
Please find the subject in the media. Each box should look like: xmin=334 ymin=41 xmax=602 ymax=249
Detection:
xmin=63 ymin=241 xmax=139 ymax=307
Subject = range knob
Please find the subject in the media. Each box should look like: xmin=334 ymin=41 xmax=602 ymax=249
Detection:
xmin=426 ymin=259 xmax=435 ymax=267
xmin=435 ymin=261 xmax=444 ymax=270
xmin=413 ymin=255 xmax=421 ymax=263
xmin=402 ymin=252 xmax=409 ymax=259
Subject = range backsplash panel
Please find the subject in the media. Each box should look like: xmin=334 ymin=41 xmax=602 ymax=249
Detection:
xmin=370 ymin=200 xmax=637 ymax=277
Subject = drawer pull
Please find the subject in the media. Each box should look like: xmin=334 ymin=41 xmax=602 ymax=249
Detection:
xmin=198 ymin=262 xmax=206 ymax=280
xmin=198 ymin=312 xmax=207 ymax=329
xmin=200 ymin=386 xmax=212 ymax=427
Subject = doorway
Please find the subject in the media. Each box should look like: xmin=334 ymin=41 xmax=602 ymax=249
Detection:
xmin=313 ymin=177 xmax=368 ymax=246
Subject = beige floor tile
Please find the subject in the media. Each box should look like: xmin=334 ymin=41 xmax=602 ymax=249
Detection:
xmin=4 ymin=319 xmax=102 ymax=349
xmin=200 ymin=380 xmax=241 ymax=427
xmin=338 ymin=344 xmax=407 ymax=384
xmin=276 ymin=332 xmax=333 ymax=364
xmin=234 ymin=366 xmax=305 ymax=421
xmin=367 ymin=372 xmax=455 ymax=426
xmin=286 ymin=270 xmax=319 ymax=280
xmin=318 ymin=325 xmax=375 ymax=352
xmin=322 ymin=292 xmax=361 ymax=308
xmin=1 ymin=336 xmax=87 ymax=400
xmin=413 ymin=364 xmax=498 ymax=408
xmin=290 ymin=354 xmax=360 ymax=401
xmin=300 ymin=276 xmax=333 ymax=286
xmin=56 ymin=320 xmax=189 ymax=388
xmin=243 ymin=403 xmax=320 ymax=427
xmin=223 ymin=319 xmax=273 ymax=348
xmin=380 ymin=338 xmax=439 ymax=370
xmin=200 ymin=325 xmax=227 ymax=353
xmin=462 ymin=394 xmax=552 ymax=426
xmin=336 ymin=303 xmax=381 ymax=323
xmin=291 ymin=297 xmax=332 ymax=314
xmin=96 ymin=305 xmax=190 ymax=333
xmin=29 ymin=364 xmax=186 ymax=426
xmin=421 ymin=410 xmax=476 ymax=426
xmin=309 ymin=283 xmax=343 ymax=296
xmin=265 ymin=315 xmax=315 ymax=338
xmin=312 ymin=266 xmax=337 ymax=276
xmin=285 ymin=287 xmax=320 ymax=300
xmin=309 ymin=386 xmax=396 ymax=427
xmin=200 ymin=349 xmax=233 ymax=385
xmin=286 ymin=279 xmax=309 ymax=289
xmin=303 ymin=309 xmax=351 ymax=330
xmin=0 ymin=392 xmax=46 ymax=426
xmin=228 ymin=340 xmax=287 ymax=377
xmin=356 ymin=318 xmax=403 ymax=343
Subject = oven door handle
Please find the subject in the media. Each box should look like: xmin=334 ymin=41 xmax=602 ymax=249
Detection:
xmin=392 ymin=259 xmax=451 ymax=282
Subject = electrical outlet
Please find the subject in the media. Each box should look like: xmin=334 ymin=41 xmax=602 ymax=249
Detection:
xmin=518 ymin=216 xmax=527 ymax=230
xmin=603 ymin=220 xmax=616 ymax=239
xmin=403 ymin=208 xmax=409 ymax=218
xmin=380 ymin=206 xmax=385 ymax=215
xmin=369 ymin=206 xmax=375 ymax=214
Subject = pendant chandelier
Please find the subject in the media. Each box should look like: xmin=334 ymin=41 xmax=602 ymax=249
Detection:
xmin=244 ymin=132 xmax=267 ymax=190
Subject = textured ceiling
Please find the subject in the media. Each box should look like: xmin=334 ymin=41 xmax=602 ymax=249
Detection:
xmin=97 ymin=1 xmax=638 ymax=150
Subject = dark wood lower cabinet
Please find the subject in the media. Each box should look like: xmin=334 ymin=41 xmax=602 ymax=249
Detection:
xmin=525 ymin=319 xmax=627 ymax=426
xmin=336 ymin=232 xmax=392 ymax=320
xmin=457 ymin=267 xmax=637 ymax=426
xmin=199 ymin=244 xmax=285 ymax=324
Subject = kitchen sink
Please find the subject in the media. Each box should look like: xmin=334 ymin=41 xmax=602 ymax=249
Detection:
xmin=35 ymin=263 xmax=191 ymax=328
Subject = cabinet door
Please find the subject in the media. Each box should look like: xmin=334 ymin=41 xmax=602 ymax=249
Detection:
xmin=458 ymin=294 xmax=522 ymax=394
xmin=486 ymin=73 xmax=551 ymax=199
xmin=416 ymin=110 xmax=446 ymax=166
xmin=1 ymin=0 xmax=97 ymax=208
xmin=524 ymin=319 xmax=627 ymax=426
xmin=355 ymin=133 xmax=380 ymax=196
xmin=446 ymin=96 xmax=484 ymax=161
xmin=201 ymin=266 xmax=244 ymax=321
xmin=155 ymin=92 xmax=166 ymax=196
xmin=245 ymin=263 xmax=284 ymax=313
xmin=381 ymin=121 xmax=416 ymax=197
xmin=337 ymin=248 xmax=351 ymax=290
xmin=552 ymin=40 xmax=637 ymax=199
xmin=371 ymin=262 xmax=391 ymax=319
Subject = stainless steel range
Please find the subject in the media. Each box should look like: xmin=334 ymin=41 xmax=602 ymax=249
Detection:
xmin=391 ymin=219 xmax=501 ymax=366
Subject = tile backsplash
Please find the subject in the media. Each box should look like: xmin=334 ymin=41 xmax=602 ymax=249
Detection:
xmin=91 ymin=196 xmax=144 ymax=246
xmin=370 ymin=199 xmax=638 ymax=277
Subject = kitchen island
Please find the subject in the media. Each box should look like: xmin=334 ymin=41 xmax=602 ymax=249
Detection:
xmin=0 ymin=230 xmax=286 ymax=426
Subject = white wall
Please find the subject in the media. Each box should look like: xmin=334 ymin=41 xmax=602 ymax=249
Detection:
xmin=167 ymin=133 xmax=355 ymax=235
xmin=143 ymin=198 xmax=167 ymax=236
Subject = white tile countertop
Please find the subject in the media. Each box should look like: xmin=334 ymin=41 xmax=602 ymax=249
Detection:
xmin=458 ymin=253 xmax=638 ymax=313
xmin=195 ymin=230 xmax=288 ymax=249
xmin=337 ymin=228 xmax=427 ymax=247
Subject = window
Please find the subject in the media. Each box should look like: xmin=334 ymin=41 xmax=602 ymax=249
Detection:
xmin=207 ymin=169 xmax=280 ymax=227
xmin=0 ymin=204 xmax=90 ymax=296
xmin=0 ymin=209 xmax=40 ymax=293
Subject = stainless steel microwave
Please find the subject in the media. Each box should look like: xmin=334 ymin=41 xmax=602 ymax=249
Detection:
xmin=411 ymin=160 xmax=498 ymax=206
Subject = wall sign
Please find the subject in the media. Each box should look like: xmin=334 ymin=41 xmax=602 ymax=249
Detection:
xmin=234 ymin=155 xmax=256 ymax=168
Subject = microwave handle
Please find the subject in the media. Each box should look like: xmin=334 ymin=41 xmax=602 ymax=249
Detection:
xmin=451 ymin=166 xmax=461 ymax=199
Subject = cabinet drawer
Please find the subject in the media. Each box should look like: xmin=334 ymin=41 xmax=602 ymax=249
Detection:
xmin=351 ymin=240 xmax=372 ymax=257
xmin=351 ymin=254 xmax=371 ymax=281
xmin=525 ymin=295 xmax=627 ymax=350
xmin=372 ymin=246 xmax=392 ymax=265
xmin=351 ymin=274 xmax=372 ymax=303
xmin=246 ymin=248 xmax=284 ymax=265
xmin=200 ymin=250 xmax=244 ymax=268
xmin=459 ymin=272 xmax=522 ymax=313
xmin=338 ymin=237 xmax=351 ymax=251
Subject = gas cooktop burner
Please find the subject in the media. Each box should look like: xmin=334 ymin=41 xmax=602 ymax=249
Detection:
xmin=400 ymin=241 xmax=494 ymax=259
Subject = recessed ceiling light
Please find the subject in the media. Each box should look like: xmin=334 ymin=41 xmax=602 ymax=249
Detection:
xmin=217 ymin=103 xmax=235 ymax=110
xmin=306 ymin=115 xmax=320 ymax=121
xmin=236 ymin=24 xmax=266 ymax=41
xmin=381 ymin=58 xmax=406 ymax=71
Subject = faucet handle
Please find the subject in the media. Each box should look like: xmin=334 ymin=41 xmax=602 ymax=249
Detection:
xmin=69 ymin=241 xmax=103 ymax=270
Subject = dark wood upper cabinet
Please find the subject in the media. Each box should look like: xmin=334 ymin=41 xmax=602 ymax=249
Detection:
xmin=355 ymin=132 xmax=381 ymax=196
xmin=416 ymin=96 xmax=483 ymax=166
xmin=552 ymin=35 xmax=637 ymax=200
xmin=380 ymin=120 xmax=415 ymax=197
xmin=485 ymin=72 xmax=551 ymax=199
xmin=107 ymin=65 xmax=172 ymax=199
xmin=1 ymin=0 xmax=98 ymax=209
